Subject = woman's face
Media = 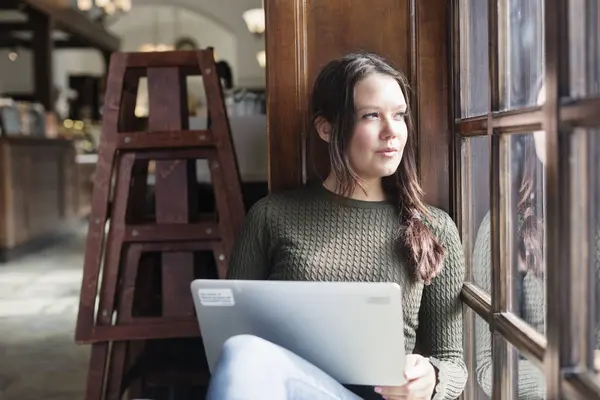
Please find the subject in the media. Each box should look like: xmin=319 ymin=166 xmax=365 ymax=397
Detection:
xmin=348 ymin=73 xmax=409 ymax=183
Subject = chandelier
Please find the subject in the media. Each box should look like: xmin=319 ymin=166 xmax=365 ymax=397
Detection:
xmin=256 ymin=50 xmax=266 ymax=68
xmin=242 ymin=8 xmax=265 ymax=36
xmin=138 ymin=8 xmax=177 ymax=53
xmin=139 ymin=43 xmax=174 ymax=53
xmin=77 ymin=0 xmax=131 ymax=15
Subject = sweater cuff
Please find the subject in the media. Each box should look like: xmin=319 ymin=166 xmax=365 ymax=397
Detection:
xmin=428 ymin=357 xmax=448 ymax=400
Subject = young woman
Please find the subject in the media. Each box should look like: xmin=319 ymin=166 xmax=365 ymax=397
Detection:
xmin=206 ymin=52 xmax=468 ymax=400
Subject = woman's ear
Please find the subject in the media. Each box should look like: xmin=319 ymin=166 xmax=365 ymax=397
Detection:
xmin=314 ymin=116 xmax=332 ymax=143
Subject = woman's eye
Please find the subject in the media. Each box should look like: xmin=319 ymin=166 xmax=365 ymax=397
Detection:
xmin=361 ymin=112 xmax=406 ymax=120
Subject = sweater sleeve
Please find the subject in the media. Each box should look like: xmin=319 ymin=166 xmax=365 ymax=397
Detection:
xmin=471 ymin=213 xmax=494 ymax=396
xmin=472 ymin=212 xmax=547 ymax=399
xmin=226 ymin=197 xmax=271 ymax=280
xmin=419 ymin=209 xmax=468 ymax=400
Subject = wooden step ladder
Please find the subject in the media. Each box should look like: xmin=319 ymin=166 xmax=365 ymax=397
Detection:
xmin=74 ymin=48 xmax=245 ymax=399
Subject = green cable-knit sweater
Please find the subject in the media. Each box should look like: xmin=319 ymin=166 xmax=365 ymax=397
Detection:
xmin=227 ymin=184 xmax=468 ymax=400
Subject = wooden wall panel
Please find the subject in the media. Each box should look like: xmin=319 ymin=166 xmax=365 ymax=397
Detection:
xmin=265 ymin=0 xmax=450 ymax=211
xmin=304 ymin=1 xmax=410 ymax=181
xmin=264 ymin=0 xmax=308 ymax=193
xmin=414 ymin=1 xmax=451 ymax=210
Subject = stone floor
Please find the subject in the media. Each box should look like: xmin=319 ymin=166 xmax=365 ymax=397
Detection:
xmin=0 ymin=224 xmax=90 ymax=400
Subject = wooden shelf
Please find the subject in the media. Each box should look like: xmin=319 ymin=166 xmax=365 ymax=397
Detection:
xmin=0 ymin=0 xmax=120 ymax=112
xmin=0 ymin=0 xmax=120 ymax=52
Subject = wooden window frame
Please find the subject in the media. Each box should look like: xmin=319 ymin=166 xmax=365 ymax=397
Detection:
xmin=451 ymin=0 xmax=600 ymax=398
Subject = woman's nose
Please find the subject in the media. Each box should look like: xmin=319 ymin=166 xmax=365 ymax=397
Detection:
xmin=381 ymin=118 xmax=400 ymax=139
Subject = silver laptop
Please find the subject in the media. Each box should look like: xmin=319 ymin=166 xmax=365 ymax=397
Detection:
xmin=190 ymin=279 xmax=406 ymax=386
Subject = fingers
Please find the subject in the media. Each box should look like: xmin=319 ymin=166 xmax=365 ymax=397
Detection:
xmin=375 ymin=380 xmax=431 ymax=400
xmin=374 ymin=356 xmax=435 ymax=400
xmin=374 ymin=392 xmax=424 ymax=399
xmin=405 ymin=354 xmax=420 ymax=367
xmin=375 ymin=385 xmax=407 ymax=399
xmin=404 ymin=356 xmax=430 ymax=380
xmin=402 ymin=378 xmax=435 ymax=399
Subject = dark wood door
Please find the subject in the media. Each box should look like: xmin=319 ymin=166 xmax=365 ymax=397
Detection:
xmin=265 ymin=0 xmax=451 ymax=211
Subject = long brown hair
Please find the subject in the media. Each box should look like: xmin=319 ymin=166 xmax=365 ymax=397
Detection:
xmin=515 ymin=133 xmax=545 ymax=277
xmin=310 ymin=51 xmax=445 ymax=284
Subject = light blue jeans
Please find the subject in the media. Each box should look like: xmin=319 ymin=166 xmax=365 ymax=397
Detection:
xmin=206 ymin=334 xmax=374 ymax=400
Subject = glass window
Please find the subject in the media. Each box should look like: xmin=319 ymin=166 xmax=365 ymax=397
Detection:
xmin=511 ymin=342 xmax=547 ymax=399
xmin=459 ymin=0 xmax=489 ymax=117
xmin=473 ymin=311 xmax=492 ymax=399
xmin=464 ymin=136 xmax=492 ymax=293
xmin=588 ymin=129 xmax=600 ymax=377
xmin=508 ymin=132 xmax=547 ymax=329
xmin=569 ymin=0 xmax=600 ymax=97
xmin=569 ymin=0 xmax=600 ymax=379
xmin=575 ymin=128 xmax=600 ymax=375
xmin=498 ymin=0 xmax=545 ymax=110
xmin=456 ymin=0 xmax=600 ymax=398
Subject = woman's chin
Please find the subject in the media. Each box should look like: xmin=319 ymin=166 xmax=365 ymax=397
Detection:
xmin=355 ymin=160 xmax=401 ymax=180
xmin=382 ymin=159 xmax=402 ymax=175
xmin=376 ymin=165 xmax=401 ymax=178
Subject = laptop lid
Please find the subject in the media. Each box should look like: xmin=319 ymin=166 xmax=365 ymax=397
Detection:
xmin=190 ymin=279 xmax=406 ymax=386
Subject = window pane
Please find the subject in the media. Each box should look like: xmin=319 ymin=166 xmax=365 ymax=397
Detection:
xmin=510 ymin=341 xmax=547 ymax=398
xmin=578 ymin=128 xmax=600 ymax=376
xmin=459 ymin=0 xmax=489 ymax=117
xmin=472 ymin=310 xmax=492 ymax=399
xmin=486 ymin=336 xmax=547 ymax=398
xmin=569 ymin=0 xmax=600 ymax=97
xmin=464 ymin=136 xmax=491 ymax=293
xmin=499 ymin=0 xmax=545 ymax=110
xmin=508 ymin=132 xmax=547 ymax=331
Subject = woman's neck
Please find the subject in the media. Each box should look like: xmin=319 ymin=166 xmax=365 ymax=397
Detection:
xmin=322 ymin=173 xmax=386 ymax=201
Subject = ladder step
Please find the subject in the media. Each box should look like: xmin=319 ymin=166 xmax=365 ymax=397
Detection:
xmin=124 ymin=223 xmax=221 ymax=242
xmin=115 ymin=130 xmax=214 ymax=149
xmin=84 ymin=319 xmax=200 ymax=343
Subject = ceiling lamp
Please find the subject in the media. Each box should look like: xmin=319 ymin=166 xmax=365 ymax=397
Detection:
xmin=115 ymin=0 xmax=132 ymax=12
xmin=139 ymin=43 xmax=156 ymax=53
xmin=77 ymin=0 xmax=131 ymax=14
xmin=139 ymin=43 xmax=174 ymax=53
xmin=77 ymin=0 xmax=93 ymax=11
xmin=243 ymin=8 xmax=265 ymax=36
xmin=138 ymin=8 xmax=173 ymax=53
xmin=256 ymin=50 xmax=266 ymax=68
xmin=103 ymin=1 xmax=116 ymax=15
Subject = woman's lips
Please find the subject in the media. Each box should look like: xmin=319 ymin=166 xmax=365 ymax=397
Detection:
xmin=376 ymin=148 xmax=398 ymax=157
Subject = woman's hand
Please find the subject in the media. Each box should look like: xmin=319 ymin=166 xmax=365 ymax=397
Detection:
xmin=374 ymin=354 xmax=437 ymax=399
